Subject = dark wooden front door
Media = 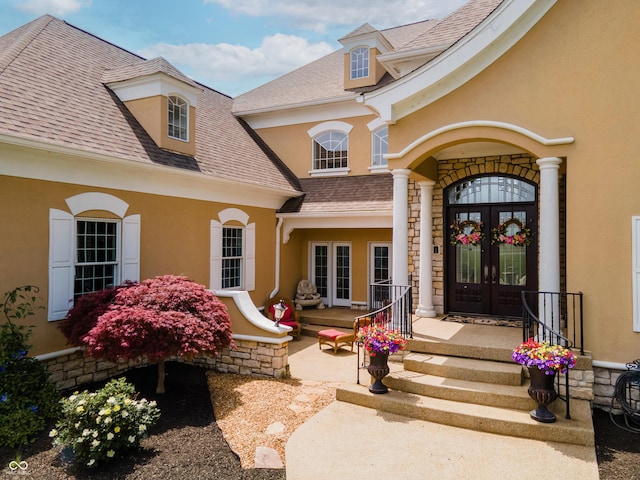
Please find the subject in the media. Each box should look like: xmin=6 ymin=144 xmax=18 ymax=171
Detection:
xmin=446 ymin=204 xmax=537 ymax=317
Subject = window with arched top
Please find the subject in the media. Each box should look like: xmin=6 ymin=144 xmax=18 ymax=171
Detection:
xmin=350 ymin=46 xmax=369 ymax=79
xmin=168 ymin=95 xmax=188 ymax=141
xmin=372 ymin=126 xmax=388 ymax=167
xmin=447 ymin=176 xmax=536 ymax=205
xmin=313 ymin=131 xmax=348 ymax=170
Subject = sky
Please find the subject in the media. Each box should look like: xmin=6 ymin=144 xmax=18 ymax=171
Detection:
xmin=0 ymin=0 xmax=468 ymax=97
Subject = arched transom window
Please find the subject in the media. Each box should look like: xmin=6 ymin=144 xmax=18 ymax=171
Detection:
xmin=447 ymin=176 xmax=536 ymax=205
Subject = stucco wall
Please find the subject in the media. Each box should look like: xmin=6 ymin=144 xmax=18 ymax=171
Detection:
xmin=0 ymin=174 xmax=278 ymax=356
xmin=385 ymin=0 xmax=640 ymax=364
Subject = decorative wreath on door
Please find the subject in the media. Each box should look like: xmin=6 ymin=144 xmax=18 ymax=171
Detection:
xmin=450 ymin=220 xmax=484 ymax=246
xmin=491 ymin=218 xmax=533 ymax=246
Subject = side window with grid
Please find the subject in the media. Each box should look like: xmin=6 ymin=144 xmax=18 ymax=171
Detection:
xmin=74 ymin=219 xmax=119 ymax=299
xmin=350 ymin=46 xmax=369 ymax=79
xmin=222 ymin=227 xmax=243 ymax=289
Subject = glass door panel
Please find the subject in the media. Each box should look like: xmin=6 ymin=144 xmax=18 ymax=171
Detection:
xmin=333 ymin=243 xmax=351 ymax=306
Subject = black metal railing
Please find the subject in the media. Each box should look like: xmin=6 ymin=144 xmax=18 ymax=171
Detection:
xmin=356 ymin=279 xmax=412 ymax=384
xmin=521 ymin=291 xmax=584 ymax=419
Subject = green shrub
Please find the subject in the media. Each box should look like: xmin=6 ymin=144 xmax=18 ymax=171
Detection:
xmin=50 ymin=377 xmax=160 ymax=467
xmin=0 ymin=286 xmax=60 ymax=448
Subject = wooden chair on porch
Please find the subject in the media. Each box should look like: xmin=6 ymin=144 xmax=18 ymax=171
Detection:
xmin=317 ymin=316 xmax=372 ymax=354
xmin=264 ymin=297 xmax=301 ymax=340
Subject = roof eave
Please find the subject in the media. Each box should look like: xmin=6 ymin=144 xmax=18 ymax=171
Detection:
xmin=360 ymin=0 xmax=557 ymax=123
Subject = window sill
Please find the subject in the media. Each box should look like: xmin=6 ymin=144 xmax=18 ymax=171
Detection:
xmin=368 ymin=165 xmax=390 ymax=174
xmin=309 ymin=168 xmax=350 ymax=177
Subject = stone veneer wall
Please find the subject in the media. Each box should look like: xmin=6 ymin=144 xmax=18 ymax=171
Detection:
xmin=41 ymin=338 xmax=290 ymax=391
xmin=592 ymin=366 xmax=638 ymax=414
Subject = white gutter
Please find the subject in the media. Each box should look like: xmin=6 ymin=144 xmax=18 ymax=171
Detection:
xmin=269 ymin=217 xmax=284 ymax=299
xmin=592 ymin=360 xmax=631 ymax=371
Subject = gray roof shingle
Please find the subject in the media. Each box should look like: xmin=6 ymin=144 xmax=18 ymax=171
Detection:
xmin=279 ymin=175 xmax=393 ymax=214
xmin=0 ymin=16 xmax=300 ymax=195
xmin=233 ymin=0 xmax=503 ymax=114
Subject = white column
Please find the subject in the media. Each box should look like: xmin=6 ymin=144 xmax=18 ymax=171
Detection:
xmin=392 ymin=169 xmax=411 ymax=286
xmin=416 ymin=180 xmax=436 ymax=317
xmin=537 ymin=157 xmax=562 ymax=331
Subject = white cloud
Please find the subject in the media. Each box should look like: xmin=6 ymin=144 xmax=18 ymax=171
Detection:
xmin=204 ymin=0 xmax=468 ymax=31
xmin=17 ymin=0 xmax=91 ymax=16
xmin=139 ymin=33 xmax=333 ymax=93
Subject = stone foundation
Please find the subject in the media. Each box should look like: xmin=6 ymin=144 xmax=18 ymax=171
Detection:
xmin=40 ymin=338 xmax=291 ymax=391
xmin=592 ymin=366 xmax=640 ymax=415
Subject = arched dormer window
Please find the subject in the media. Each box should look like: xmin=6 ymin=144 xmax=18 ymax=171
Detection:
xmin=350 ymin=46 xmax=369 ymax=80
xmin=168 ymin=95 xmax=188 ymax=141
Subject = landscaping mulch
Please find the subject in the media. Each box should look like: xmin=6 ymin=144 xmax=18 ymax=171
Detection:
xmin=0 ymin=362 xmax=284 ymax=480
xmin=1 ymin=362 xmax=639 ymax=479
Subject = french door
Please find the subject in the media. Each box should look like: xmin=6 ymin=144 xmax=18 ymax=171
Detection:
xmin=446 ymin=204 xmax=537 ymax=317
xmin=310 ymin=242 xmax=351 ymax=307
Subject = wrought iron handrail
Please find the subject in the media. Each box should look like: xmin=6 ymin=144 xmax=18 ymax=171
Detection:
xmin=356 ymin=279 xmax=412 ymax=384
xmin=521 ymin=291 xmax=584 ymax=419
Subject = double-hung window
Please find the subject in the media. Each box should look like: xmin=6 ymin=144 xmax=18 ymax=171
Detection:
xmin=74 ymin=219 xmax=119 ymax=299
xmin=168 ymin=95 xmax=188 ymax=141
xmin=222 ymin=227 xmax=243 ymax=289
xmin=350 ymin=46 xmax=369 ymax=80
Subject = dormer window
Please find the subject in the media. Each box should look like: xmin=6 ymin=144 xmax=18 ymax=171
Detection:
xmin=168 ymin=95 xmax=188 ymax=141
xmin=350 ymin=46 xmax=369 ymax=80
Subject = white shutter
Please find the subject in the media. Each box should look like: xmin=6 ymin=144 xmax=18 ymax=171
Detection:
xmin=48 ymin=209 xmax=74 ymax=321
xmin=210 ymin=220 xmax=222 ymax=290
xmin=633 ymin=217 xmax=640 ymax=331
xmin=122 ymin=214 xmax=140 ymax=283
xmin=245 ymin=222 xmax=255 ymax=291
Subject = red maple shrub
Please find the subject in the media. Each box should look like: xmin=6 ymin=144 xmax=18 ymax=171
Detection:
xmin=58 ymin=284 xmax=131 ymax=347
xmin=83 ymin=275 xmax=234 ymax=361
xmin=60 ymin=275 xmax=234 ymax=392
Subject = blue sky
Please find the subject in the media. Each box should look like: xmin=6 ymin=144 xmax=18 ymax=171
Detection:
xmin=0 ymin=0 xmax=468 ymax=96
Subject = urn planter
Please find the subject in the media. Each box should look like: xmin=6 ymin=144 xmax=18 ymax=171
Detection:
xmin=528 ymin=367 xmax=558 ymax=423
xmin=367 ymin=353 xmax=390 ymax=394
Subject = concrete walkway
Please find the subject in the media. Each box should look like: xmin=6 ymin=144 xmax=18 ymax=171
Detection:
xmin=285 ymin=334 xmax=599 ymax=480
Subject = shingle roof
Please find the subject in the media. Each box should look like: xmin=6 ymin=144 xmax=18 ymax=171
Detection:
xmin=396 ymin=0 xmax=503 ymax=52
xmin=0 ymin=16 xmax=300 ymax=195
xmin=233 ymin=0 xmax=502 ymax=114
xmin=101 ymin=57 xmax=199 ymax=88
xmin=279 ymin=175 xmax=393 ymax=214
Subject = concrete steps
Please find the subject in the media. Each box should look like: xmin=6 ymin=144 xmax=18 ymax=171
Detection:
xmin=336 ymin=383 xmax=594 ymax=446
xmin=299 ymin=310 xmax=595 ymax=447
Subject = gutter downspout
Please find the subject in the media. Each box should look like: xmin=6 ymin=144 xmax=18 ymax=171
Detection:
xmin=269 ymin=217 xmax=283 ymax=299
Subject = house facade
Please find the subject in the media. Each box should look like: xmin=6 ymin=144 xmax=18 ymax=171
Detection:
xmin=1 ymin=0 xmax=639 ymax=405
xmin=234 ymin=0 xmax=640 ymax=406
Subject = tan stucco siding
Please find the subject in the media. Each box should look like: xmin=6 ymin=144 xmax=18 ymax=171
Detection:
xmin=386 ymin=0 xmax=640 ymax=363
xmin=279 ymin=228 xmax=391 ymax=304
xmin=0 ymin=175 xmax=277 ymax=356
xmin=255 ymin=114 xmax=378 ymax=178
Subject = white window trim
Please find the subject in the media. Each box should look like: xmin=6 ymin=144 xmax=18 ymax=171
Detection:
xmin=308 ymin=122 xmax=352 ymax=176
xmin=48 ymin=193 xmax=140 ymax=321
xmin=632 ymin=216 xmax=640 ymax=331
xmin=350 ymin=46 xmax=370 ymax=80
xmin=210 ymin=208 xmax=255 ymax=292
xmin=167 ymin=93 xmax=189 ymax=142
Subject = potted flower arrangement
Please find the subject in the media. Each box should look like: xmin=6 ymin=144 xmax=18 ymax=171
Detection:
xmin=512 ymin=338 xmax=576 ymax=423
xmin=357 ymin=324 xmax=407 ymax=394
xmin=512 ymin=338 xmax=576 ymax=374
